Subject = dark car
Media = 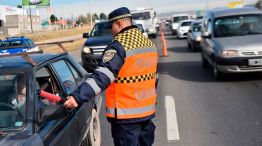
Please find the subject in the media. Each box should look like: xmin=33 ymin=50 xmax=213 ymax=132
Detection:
xmin=201 ymin=7 xmax=262 ymax=79
xmin=0 ymin=52 xmax=101 ymax=146
xmin=187 ymin=20 xmax=202 ymax=52
xmin=0 ymin=36 xmax=42 ymax=55
xmin=81 ymin=21 xmax=113 ymax=72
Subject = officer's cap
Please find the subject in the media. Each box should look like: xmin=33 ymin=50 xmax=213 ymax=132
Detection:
xmin=108 ymin=7 xmax=132 ymax=22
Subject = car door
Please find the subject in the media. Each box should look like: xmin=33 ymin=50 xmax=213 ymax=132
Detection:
xmin=50 ymin=58 xmax=94 ymax=146
xmin=201 ymin=18 xmax=213 ymax=63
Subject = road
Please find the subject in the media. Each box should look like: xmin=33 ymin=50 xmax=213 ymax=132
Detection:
xmin=70 ymin=29 xmax=262 ymax=146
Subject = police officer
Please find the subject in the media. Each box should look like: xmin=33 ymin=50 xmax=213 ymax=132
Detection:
xmin=64 ymin=7 xmax=158 ymax=146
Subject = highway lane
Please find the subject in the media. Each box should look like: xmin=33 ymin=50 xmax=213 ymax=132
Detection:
xmin=70 ymin=29 xmax=262 ymax=146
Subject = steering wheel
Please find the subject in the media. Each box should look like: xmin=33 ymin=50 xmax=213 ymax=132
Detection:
xmin=0 ymin=103 xmax=16 ymax=111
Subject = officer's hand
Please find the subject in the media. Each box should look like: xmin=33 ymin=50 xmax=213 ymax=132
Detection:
xmin=64 ymin=96 xmax=78 ymax=109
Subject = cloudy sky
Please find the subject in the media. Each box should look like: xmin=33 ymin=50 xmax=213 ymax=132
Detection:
xmin=0 ymin=0 xmax=259 ymax=19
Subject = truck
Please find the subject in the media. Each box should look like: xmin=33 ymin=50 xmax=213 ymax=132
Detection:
xmin=171 ymin=14 xmax=191 ymax=35
xmin=131 ymin=8 xmax=158 ymax=38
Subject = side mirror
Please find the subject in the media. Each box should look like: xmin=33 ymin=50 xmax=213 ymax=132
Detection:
xmin=83 ymin=33 xmax=89 ymax=38
xmin=202 ymin=32 xmax=211 ymax=39
xmin=188 ymin=30 xmax=192 ymax=33
xmin=38 ymin=105 xmax=68 ymax=124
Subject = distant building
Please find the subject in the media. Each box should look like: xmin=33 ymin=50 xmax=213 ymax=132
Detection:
xmin=0 ymin=5 xmax=41 ymax=36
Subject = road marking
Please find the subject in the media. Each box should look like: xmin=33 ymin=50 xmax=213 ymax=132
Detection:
xmin=165 ymin=95 xmax=180 ymax=141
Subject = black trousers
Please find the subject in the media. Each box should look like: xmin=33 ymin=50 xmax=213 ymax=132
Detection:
xmin=111 ymin=120 xmax=155 ymax=146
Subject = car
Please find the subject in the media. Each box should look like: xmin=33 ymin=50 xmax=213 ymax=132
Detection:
xmin=177 ymin=20 xmax=193 ymax=39
xmin=187 ymin=20 xmax=202 ymax=52
xmin=201 ymin=7 xmax=262 ymax=79
xmin=133 ymin=23 xmax=149 ymax=38
xmin=171 ymin=14 xmax=190 ymax=35
xmin=0 ymin=52 xmax=102 ymax=146
xmin=0 ymin=36 xmax=42 ymax=55
xmin=82 ymin=21 xmax=113 ymax=72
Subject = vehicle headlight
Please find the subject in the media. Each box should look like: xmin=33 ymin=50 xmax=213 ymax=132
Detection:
xmin=196 ymin=36 xmax=201 ymax=41
xmin=83 ymin=46 xmax=91 ymax=54
xmin=221 ymin=50 xmax=239 ymax=57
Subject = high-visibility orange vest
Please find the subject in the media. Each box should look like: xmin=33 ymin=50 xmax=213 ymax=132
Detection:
xmin=106 ymin=27 xmax=158 ymax=119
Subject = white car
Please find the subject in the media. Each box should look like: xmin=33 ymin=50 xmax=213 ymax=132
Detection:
xmin=177 ymin=20 xmax=193 ymax=39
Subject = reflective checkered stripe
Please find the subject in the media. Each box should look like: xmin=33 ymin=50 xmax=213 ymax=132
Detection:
xmin=106 ymin=28 xmax=158 ymax=119
xmin=109 ymin=14 xmax=132 ymax=21
xmin=114 ymin=73 xmax=156 ymax=84
xmin=115 ymin=28 xmax=156 ymax=51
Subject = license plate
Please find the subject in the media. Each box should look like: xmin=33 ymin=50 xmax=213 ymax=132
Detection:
xmin=248 ymin=59 xmax=262 ymax=66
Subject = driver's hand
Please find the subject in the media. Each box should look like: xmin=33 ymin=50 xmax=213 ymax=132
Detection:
xmin=64 ymin=96 xmax=78 ymax=109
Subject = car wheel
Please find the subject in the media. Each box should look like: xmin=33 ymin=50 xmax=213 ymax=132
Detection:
xmin=88 ymin=109 xmax=101 ymax=146
xmin=191 ymin=44 xmax=196 ymax=52
xmin=201 ymin=53 xmax=208 ymax=68
xmin=187 ymin=42 xmax=191 ymax=50
xmin=213 ymin=61 xmax=224 ymax=80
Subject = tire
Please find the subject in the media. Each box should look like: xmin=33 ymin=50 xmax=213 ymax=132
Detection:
xmin=213 ymin=61 xmax=224 ymax=80
xmin=191 ymin=44 xmax=196 ymax=52
xmin=201 ymin=53 xmax=208 ymax=68
xmin=187 ymin=42 xmax=191 ymax=50
xmin=81 ymin=109 xmax=101 ymax=146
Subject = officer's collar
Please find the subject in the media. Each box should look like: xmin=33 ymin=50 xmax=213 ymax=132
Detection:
xmin=116 ymin=25 xmax=138 ymax=36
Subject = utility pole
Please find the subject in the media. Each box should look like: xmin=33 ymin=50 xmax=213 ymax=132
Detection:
xmin=29 ymin=3 xmax=34 ymax=33
xmin=89 ymin=0 xmax=92 ymax=26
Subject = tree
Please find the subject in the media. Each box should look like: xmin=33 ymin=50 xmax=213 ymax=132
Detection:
xmin=92 ymin=13 xmax=99 ymax=22
xmin=50 ymin=14 xmax=58 ymax=23
xmin=99 ymin=13 xmax=107 ymax=20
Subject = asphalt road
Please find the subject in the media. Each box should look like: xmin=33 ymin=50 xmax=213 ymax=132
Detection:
xmin=70 ymin=29 xmax=262 ymax=146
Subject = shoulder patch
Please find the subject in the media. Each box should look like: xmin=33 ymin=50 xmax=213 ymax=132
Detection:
xmin=102 ymin=50 xmax=117 ymax=63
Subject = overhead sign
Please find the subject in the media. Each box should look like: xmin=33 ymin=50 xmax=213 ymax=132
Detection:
xmin=227 ymin=1 xmax=244 ymax=8
xmin=22 ymin=0 xmax=50 ymax=6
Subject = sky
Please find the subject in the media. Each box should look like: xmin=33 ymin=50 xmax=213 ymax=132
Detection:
xmin=0 ymin=0 xmax=259 ymax=19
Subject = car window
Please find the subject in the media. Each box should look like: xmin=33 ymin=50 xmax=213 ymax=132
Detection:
xmin=193 ymin=23 xmax=201 ymax=32
xmin=52 ymin=60 xmax=77 ymax=94
xmin=66 ymin=61 xmax=84 ymax=85
xmin=90 ymin=22 xmax=112 ymax=37
xmin=132 ymin=12 xmax=151 ymax=20
xmin=181 ymin=21 xmax=191 ymax=26
xmin=28 ymin=40 xmax=34 ymax=46
xmin=214 ymin=14 xmax=262 ymax=38
xmin=207 ymin=20 xmax=212 ymax=34
xmin=0 ymin=72 xmax=26 ymax=132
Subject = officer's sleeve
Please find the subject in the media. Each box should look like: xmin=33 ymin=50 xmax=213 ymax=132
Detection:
xmin=71 ymin=42 xmax=126 ymax=104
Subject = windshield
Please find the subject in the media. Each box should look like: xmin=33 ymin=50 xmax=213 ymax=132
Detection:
xmin=132 ymin=12 xmax=151 ymax=20
xmin=181 ymin=21 xmax=192 ymax=27
xmin=0 ymin=40 xmax=22 ymax=49
xmin=0 ymin=72 xmax=27 ymax=132
xmin=173 ymin=16 xmax=189 ymax=23
xmin=192 ymin=22 xmax=201 ymax=32
xmin=90 ymin=22 xmax=112 ymax=37
xmin=214 ymin=14 xmax=262 ymax=38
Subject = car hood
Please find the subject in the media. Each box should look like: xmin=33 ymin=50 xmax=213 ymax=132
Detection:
xmin=213 ymin=35 xmax=262 ymax=51
xmin=0 ymin=48 xmax=27 ymax=55
xmin=84 ymin=35 xmax=113 ymax=47
xmin=192 ymin=32 xmax=201 ymax=37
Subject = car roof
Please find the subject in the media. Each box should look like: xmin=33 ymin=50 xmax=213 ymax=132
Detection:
xmin=172 ymin=14 xmax=190 ymax=17
xmin=0 ymin=53 xmax=66 ymax=69
xmin=180 ymin=20 xmax=192 ymax=23
xmin=208 ymin=7 xmax=262 ymax=18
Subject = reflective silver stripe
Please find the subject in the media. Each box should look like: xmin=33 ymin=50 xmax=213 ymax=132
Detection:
xmin=106 ymin=104 xmax=155 ymax=115
xmin=156 ymin=73 xmax=159 ymax=79
xmin=95 ymin=67 xmax=115 ymax=83
xmin=126 ymin=47 xmax=157 ymax=57
xmin=85 ymin=78 xmax=101 ymax=95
